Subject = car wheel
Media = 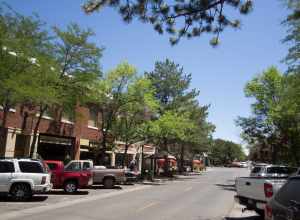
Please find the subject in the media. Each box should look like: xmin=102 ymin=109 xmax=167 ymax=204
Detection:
xmin=10 ymin=183 xmax=32 ymax=201
xmin=103 ymin=178 xmax=114 ymax=189
xmin=64 ymin=180 xmax=78 ymax=194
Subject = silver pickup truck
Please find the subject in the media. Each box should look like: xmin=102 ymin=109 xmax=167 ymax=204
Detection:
xmin=67 ymin=161 xmax=126 ymax=188
xmin=235 ymin=165 xmax=297 ymax=216
xmin=92 ymin=166 xmax=126 ymax=188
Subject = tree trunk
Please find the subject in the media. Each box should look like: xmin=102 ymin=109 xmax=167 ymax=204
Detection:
xmin=180 ymin=144 xmax=184 ymax=173
xmin=163 ymin=138 xmax=170 ymax=176
xmin=30 ymin=106 xmax=46 ymax=158
xmin=163 ymin=155 xmax=171 ymax=177
xmin=21 ymin=112 xmax=29 ymax=132
xmin=0 ymin=104 xmax=10 ymax=156
xmin=98 ymin=129 xmax=107 ymax=165
xmin=0 ymin=127 xmax=7 ymax=156
xmin=271 ymin=144 xmax=278 ymax=164
xmin=122 ymin=143 xmax=129 ymax=168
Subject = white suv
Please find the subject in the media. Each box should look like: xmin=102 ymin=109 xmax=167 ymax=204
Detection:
xmin=0 ymin=158 xmax=52 ymax=201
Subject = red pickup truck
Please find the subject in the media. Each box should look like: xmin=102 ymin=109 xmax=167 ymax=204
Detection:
xmin=45 ymin=160 xmax=93 ymax=193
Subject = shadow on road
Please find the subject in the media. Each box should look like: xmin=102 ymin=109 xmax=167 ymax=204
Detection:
xmin=0 ymin=195 xmax=48 ymax=202
xmin=215 ymin=183 xmax=236 ymax=192
xmin=90 ymin=185 xmax=123 ymax=190
xmin=225 ymin=216 xmax=262 ymax=220
xmin=46 ymin=190 xmax=89 ymax=195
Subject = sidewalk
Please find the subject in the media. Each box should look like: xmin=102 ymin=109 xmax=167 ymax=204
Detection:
xmin=138 ymin=168 xmax=211 ymax=185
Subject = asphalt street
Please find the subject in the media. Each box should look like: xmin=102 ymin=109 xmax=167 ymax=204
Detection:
xmin=2 ymin=168 xmax=253 ymax=220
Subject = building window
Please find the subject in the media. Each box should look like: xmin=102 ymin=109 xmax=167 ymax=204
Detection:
xmin=0 ymin=105 xmax=16 ymax=113
xmin=36 ymin=108 xmax=53 ymax=120
xmin=88 ymin=108 xmax=98 ymax=128
xmin=62 ymin=111 xmax=74 ymax=124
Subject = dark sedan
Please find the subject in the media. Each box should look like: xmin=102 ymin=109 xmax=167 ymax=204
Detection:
xmin=265 ymin=176 xmax=300 ymax=220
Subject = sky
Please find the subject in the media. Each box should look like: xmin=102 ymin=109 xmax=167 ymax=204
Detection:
xmin=3 ymin=0 xmax=290 ymax=148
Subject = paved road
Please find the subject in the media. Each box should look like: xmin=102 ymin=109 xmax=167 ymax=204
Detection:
xmin=3 ymin=168 xmax=251 ymax=220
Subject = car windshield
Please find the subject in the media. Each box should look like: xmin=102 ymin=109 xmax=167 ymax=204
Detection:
xmin=267 ymin=166 xmax=296 ymax=175
xmin=65 ymin=162 xmax=81 ymax=171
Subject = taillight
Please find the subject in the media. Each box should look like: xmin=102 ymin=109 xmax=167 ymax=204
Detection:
xmin=265 ymin=204 xmax=272 ymax=219
xmin=264 ymin=183 xmax=273 ymax=198
xmin=41 ymin=176 xmax=47 ymax=185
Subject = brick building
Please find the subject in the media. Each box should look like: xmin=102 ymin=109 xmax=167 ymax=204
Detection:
xmin=0 ymin=105 xmax=156 ymax=167
xmin=0 ymin=105 xmax=102 ymax=161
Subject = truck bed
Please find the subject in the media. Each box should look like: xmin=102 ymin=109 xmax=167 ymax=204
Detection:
xmin=236 ymin=177 xmax=287 ymax=202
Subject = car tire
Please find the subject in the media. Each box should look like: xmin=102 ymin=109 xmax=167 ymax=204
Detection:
xmin=103 ymin=177 xmax=115 ymax=189
xmin=10 ymin=183 xmax=32 ymax=201
xmin=64 ymin=180 xmax=78 ymax=194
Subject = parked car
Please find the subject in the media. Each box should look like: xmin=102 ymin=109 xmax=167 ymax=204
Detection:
xmin=250 ymin=164 xmax=297 ymax=178
xmin=61 ymin=161 xmax=126 ymax=189
xmin=249 ymin=163 xmax=269 ymax=176
xmin=124 ymin=169 xmax=140 ymax=183
xmin=0 ymin=158 xmax=52 ymax=201
xmin=265 ymin=176 xmax=300 ymax=220
xmin=235 ymin=165 xmax=296 ymax=216
xmin=229 ymin=161 xmax=242 ymax=168
xmin=239 ymin=162 xmax=248 ymax=168
xmin=45 ymin=160 xmax=93 ymax=193
xmin=92 ymin=165 xmax=126 ymax=188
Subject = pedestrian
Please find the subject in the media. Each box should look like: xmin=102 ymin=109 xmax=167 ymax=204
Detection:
xmin=129 ymin=159 xmax=136 ymax=171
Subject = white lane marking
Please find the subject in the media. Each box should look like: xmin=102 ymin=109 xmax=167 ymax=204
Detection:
xmin=136 ymin=202 xmax=158 ymax=213
xmin=184 ymin=186 xmax=193 ymax=192
xmin=2 ymin=185 xmax=151 ymax=220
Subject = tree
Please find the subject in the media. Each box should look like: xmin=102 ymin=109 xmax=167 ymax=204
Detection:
xmin=89 ymin=62 xmax=139 ymax=164
xmin=24 ymin=57 xmax=61 ymax=157
xmin=112 ymin=76 xmax=158 ymax=167
xmin=236 ymin=67 xmax=292 ymax=164
xmin=210 ymin=139 xmax=245 ymax=165
xmin=83 ymin=0 xmax=253 ymax=45
xmin=145 ymin=59 xmax=214 ymax=172
xmin=282 ymin=0 xmax=300 ymax=73
xmin=276 ymin=73 xmax=300 ymax=165
xmin=145 ymin=59 xmax=199 ymax=114
xmin=0 ymin=5 xmax=52 ymax=155
xmin=182 ymin=104 xmax=215 ymax=170
xmin=50 ymin=23 xmax=103 ymax=133
xmin=146 ymin=111 xmax=195 ymax=151
xmin=144 ymin=59 xmax=215 ymax=173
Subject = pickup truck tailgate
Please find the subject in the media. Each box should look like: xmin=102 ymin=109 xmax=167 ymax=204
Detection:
xmin=236 ymin=177 xmax=287 ymax=202
xmin=236 ymin=177 xmax=266 ymax=202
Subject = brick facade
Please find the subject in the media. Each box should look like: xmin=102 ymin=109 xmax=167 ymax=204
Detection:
xmin=0 ymin=105 xmax=102 ymax=160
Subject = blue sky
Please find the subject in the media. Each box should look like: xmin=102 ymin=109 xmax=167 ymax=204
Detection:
xmin=4 ymin=0 xmax=290 ymax=147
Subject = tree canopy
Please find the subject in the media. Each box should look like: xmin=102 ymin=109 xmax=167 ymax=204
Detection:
xmin=83 ymin=0 xmax=253 ymax=45
xmin=282 ymin=0 xmax=300 ymax=73
xmin=237 ymin=67 xmax=300 ymax=166
xmin=210 ymin=138 xmax=246 ymax=165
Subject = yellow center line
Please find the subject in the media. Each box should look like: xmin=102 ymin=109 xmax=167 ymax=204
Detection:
xmin=184 ymin=186 xmax=193 ymax=192
xmin=136 ymin=202 xmax=158 ymax=213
